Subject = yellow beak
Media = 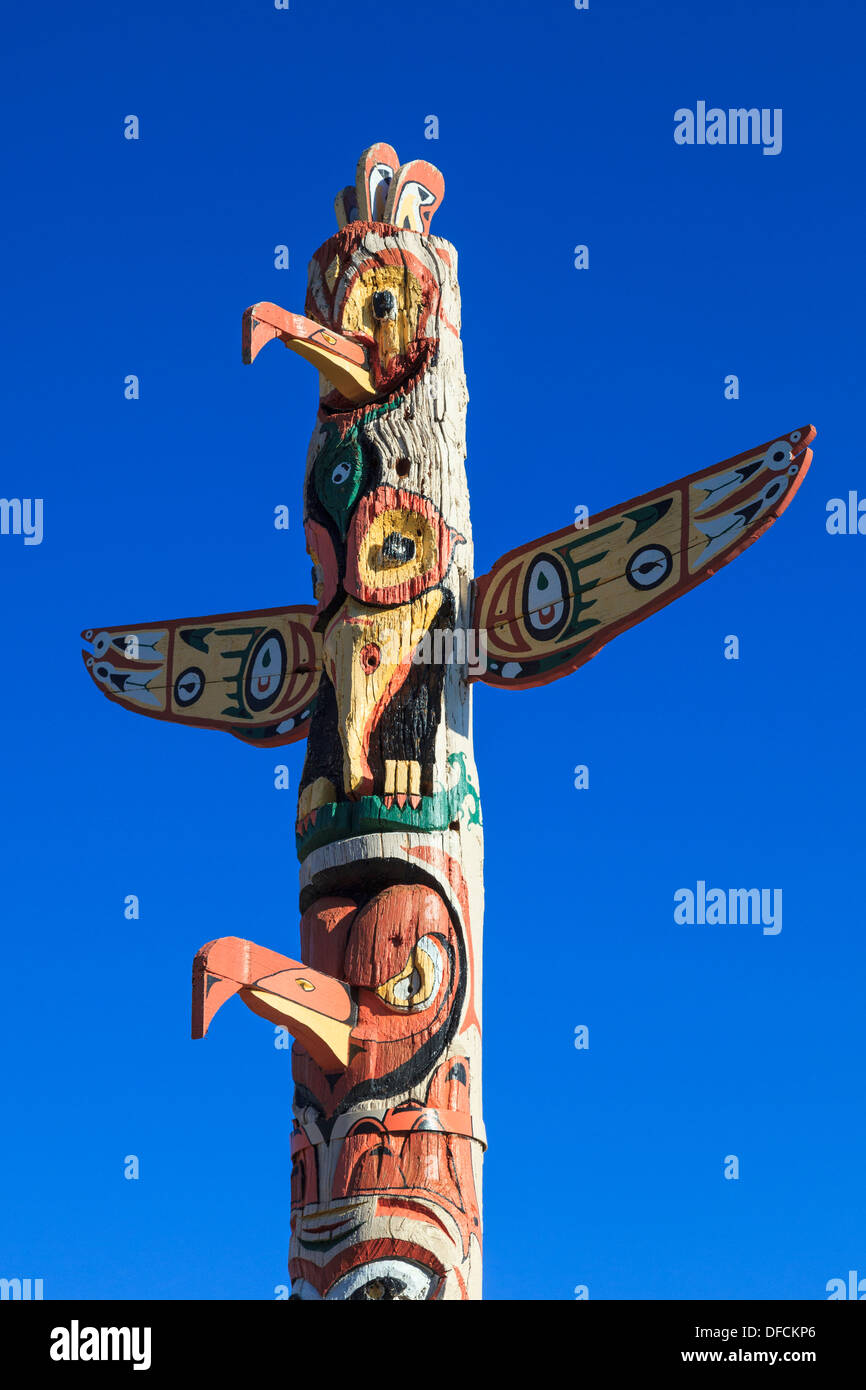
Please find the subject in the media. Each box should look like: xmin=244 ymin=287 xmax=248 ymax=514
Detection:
xmin=192 ymin=936 xmax=356 ymax=1072
xmin=242 ymin=301 xmax=378 ymax=404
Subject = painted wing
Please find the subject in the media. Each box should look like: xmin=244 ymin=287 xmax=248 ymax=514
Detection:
xmin=472 ymin=425 xmax=815 ymax=690
xmin=82 ymin=604 xmax=322 ymax=746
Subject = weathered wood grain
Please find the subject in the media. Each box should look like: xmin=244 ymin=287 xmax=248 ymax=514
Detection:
xmin=82 ymin=141 xmax=815 ymax=1303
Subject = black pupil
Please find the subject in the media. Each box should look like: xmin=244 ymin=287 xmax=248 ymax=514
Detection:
xmin=382 ymin=532 xmax=415 ymax=564
xmin=373 ymin=290 xmax=396 ymax=319
xmin=350 ymin=1277 xmax=412 ymax=1301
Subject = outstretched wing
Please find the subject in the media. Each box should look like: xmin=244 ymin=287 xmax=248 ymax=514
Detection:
xmin=82 ymin=604 xmax=322 ymax=746
xmin=472 ymin=425 xmax=815 ymax=690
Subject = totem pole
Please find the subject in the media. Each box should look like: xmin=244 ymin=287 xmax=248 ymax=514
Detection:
xmin=83 ymin=142 xmax=815 ymax=1300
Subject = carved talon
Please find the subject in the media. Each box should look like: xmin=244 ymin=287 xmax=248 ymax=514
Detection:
xmin=383 ymin=759 xmax=421 ymax=809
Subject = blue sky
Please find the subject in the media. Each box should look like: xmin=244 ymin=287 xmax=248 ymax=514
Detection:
xmin=1 ymin=0 xmax=864 ymax=1300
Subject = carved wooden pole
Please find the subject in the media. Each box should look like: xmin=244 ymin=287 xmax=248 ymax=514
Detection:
xmin=237 ymin=151 xmax=486 ymax=1301
xmin=82 ymin=141 xmax=815 ymax=1301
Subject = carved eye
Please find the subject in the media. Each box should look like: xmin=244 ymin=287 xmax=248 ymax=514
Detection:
xmin=326 ymin=1259 xmax=438 ymax=1301
xmin=764 ymin=440 xmax=792 ymax=471
xmin=372 ymin=289 xmax=397 ymax=321
xmin=382 ymin=531 xmax=416 ymax=565
xmin=314 ymin=438 xmax=366 ymax=539
xmin=244 ymin=630 xmax=286 ymax=712
xmin=376 ymin=936 xmax=443 ymax=1011
xmin=174 ymin=666 xmax=205 ymax=707
xmin=625 ymin=544 xmax=673 ymax=591
xmin=346 ymin=487 xmax=463 ymax=605
xmin=523 ymin=555 xmax=570 ymax=639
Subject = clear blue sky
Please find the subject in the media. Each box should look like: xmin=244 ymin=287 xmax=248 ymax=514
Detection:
xmin=2 ymin=0 xmax=864 ymax=1301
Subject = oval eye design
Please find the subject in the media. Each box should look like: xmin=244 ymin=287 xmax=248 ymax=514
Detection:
xmin=376 ymin=936 xmax=444 ymax=1012
xmin=345 ymin=487 xmax=463 ymax=605
xmin=326 ymin=1259 xmax=438 ymax=1301
xmin=522 ymin=555 xmax=570 ymax=640
xmin=764 ymin=440 xmax=792 ymax=471
xmin=626 ymin=544 xmax=673 ymax=591
xmin=763 ymin=477 xmax=786 ymax=504
xmin=174 ymin=666 xmax=205 ymax=707
xmin=245 ymin=630 xmax=286 ymax=712
xmin=314 ymin=436 xmax=366 ymax=538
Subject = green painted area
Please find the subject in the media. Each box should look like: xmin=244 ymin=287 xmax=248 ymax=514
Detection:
xmin=297 ymin=751 xmax=481 ymax=861
xmin=524 ymin=639 xmax=593 ymax=675
xmin=314 ymin=435 xmax=365 ymax=537
xmin=312 ymin=397 xmax=406 ymax=538
xmin=623 ymin=496 xmax=674 ymax=540
xmin=297 ymin=1223 xmax=363 ymax=1254
xmin=538 ymin=499 xmax=674 ymax=650
xmin=566 ymin=520 xmax=622 ymax=551
xmin=553 ymin=538 xmax=609 ymax=645
xmin=219 ymin=629 xmax=263 ymax=719
xmin=179 ymin=627 xmax=214 ymax=653
xmin=488 ymin=639 xmax=592 ymax=681
xmin=237 ymin=695 xmax=318 ymax=739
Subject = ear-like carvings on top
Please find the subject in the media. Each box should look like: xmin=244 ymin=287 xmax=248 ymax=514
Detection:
xmin=334 ymin=143 xmax=445 ymax=235
xmin=383 ymin=160 xmax=445 ymax=234
xmin=354 ymin=142 xmax=400 ymax=221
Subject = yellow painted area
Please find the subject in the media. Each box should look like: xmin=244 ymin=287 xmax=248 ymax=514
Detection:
xmin=284 ymin=338 xmax=377 ymax=404
xmin=357 ymin=508 xmax=437 ymax=593
xmin=376 ymin=941 xmax=436 ymax=1010
xmin=246 ymin=989 xmax=352 ymax=1067
xmin=341 ymin=264 xmax=422 ymax=367
xmin=323 ymin=592 xmax=443 ymax=797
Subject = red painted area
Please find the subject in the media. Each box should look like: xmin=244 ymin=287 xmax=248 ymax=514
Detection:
xmin=290 ymin=1239 xmax=450 ymax=1299
xmin=344 ymin=485 xmax=464 ymax=605
xmin=472 ymin=425 xmax=816 ymax=691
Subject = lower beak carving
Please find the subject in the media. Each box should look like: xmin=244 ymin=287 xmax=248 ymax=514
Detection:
xmin=242 ymin=301 xmax=378 ymax=404
xmin=192 ymin=936 xmax=356 ymax=1071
